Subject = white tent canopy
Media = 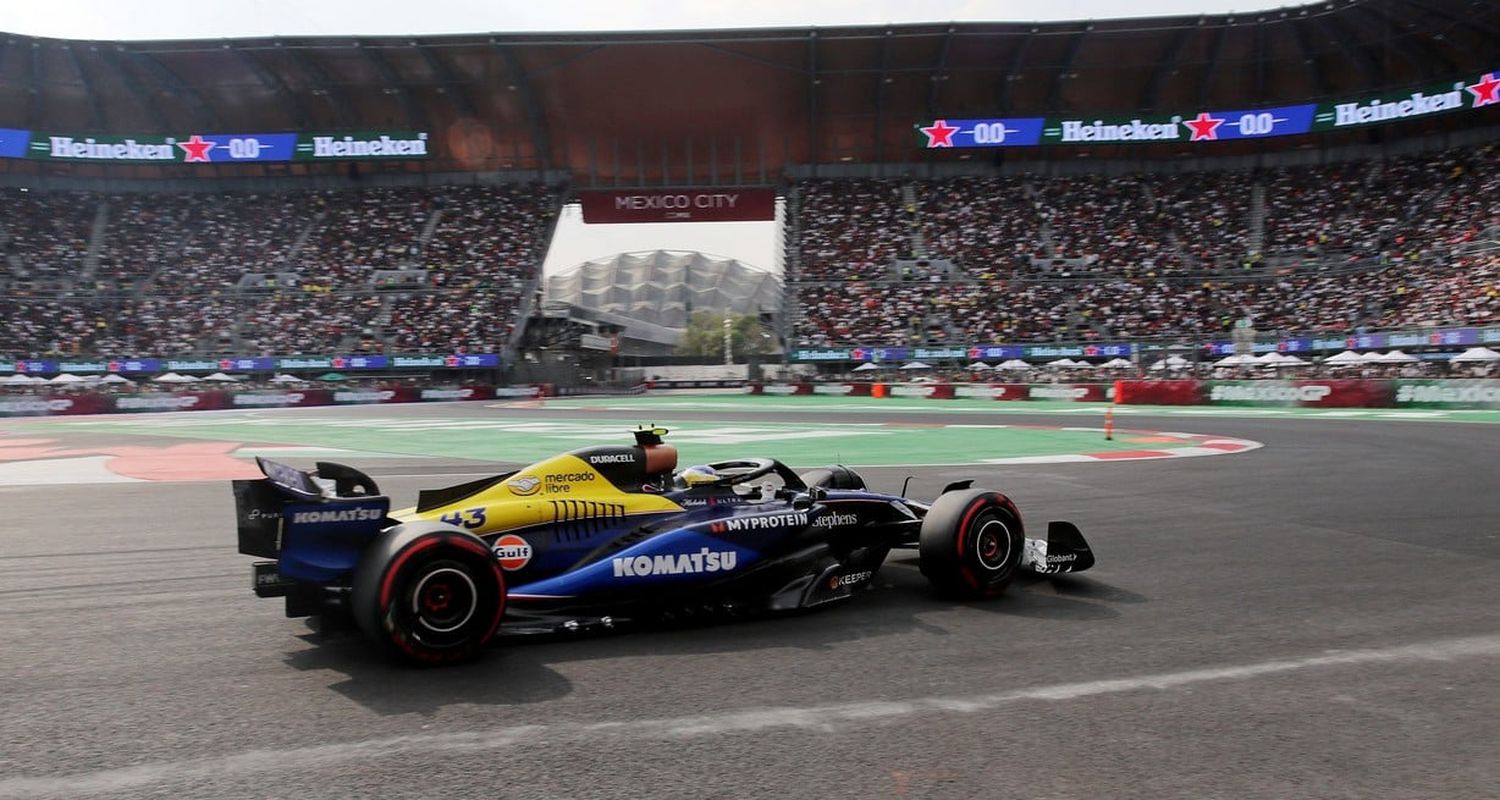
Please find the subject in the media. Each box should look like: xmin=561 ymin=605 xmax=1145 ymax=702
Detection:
xmin=98 ymin=374 xmax=135 ymax=384
xmin=899 ymin=361 xmax=932 ymax=370
xmin=1253 ymin=352 xmax=1286 ymax=364
xmin=1275 ymin=354 xmax=1309 ymax=366
xmin=1100 ymin=357 xmax=1134 ymax=369
xmin=996 ymin=359 xmax=1031 ymax=370
xmin=152 ymin=372 xmax=199 ymax=383
xmin=1324 ymin=350 xmax=1364 ymax=365
xmin=1358 ymin=351 xmax=1386 ymax=363
xmin=1451 ymin=346 xmax=1500 ymax=363
xmin=268 ymin=373 xmax=306 ymax=383
xmin=48 ymin=373 xmax=87 ymax=384
xmin=851 ymin=362 xmax=881 ymax=372
xmin=1149 ymin=355 xmax=1191 ymax=371
xmin=202 ymin=372 xmax=241 ymax=382
xmin=1213 ymin=354 xmax=1255 ymax=367
xmin=1046 ymin=358 xmax=1079 ymax=368
xmin=1 ymin=374 xmax=41 ymax=385
xmin=966 ymin=361 xmax=993 ymax=371
xmin=1378 ymin=349 xmax=1418 ymax=364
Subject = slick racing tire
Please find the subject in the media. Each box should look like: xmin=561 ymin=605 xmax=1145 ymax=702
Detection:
xmin=918 ymin=489 xmax=1024 ymax=600
xmin=352 ymin=522 xmax=506 ymax=666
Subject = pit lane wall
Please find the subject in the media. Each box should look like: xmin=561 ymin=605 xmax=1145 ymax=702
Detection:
xmin=748 ymin=380 xmax=1500 ymax=409
xmin=0 ymin=385 xmax=542 ymax=417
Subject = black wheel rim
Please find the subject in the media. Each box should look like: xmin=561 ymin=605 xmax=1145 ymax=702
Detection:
xmin=410 ymin=563 xmax=478 ymax=636
xmin=973 ymin=516 xmax=1012 ymax=572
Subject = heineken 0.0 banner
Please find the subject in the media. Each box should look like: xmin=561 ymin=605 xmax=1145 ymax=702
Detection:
xmin=918 ymin=68 xmax=1499 ymax=148
xmin=10 ymin=131 xmax=430 ymax=163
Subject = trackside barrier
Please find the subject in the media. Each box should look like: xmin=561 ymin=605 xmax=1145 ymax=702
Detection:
xmin=747 ymin=380 xmax=1500 ymax=410
xmin=0 ymin=385 xmax=540 ymax=418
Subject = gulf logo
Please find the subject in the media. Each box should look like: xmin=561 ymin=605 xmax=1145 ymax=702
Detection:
xmin=492 ymin=534 xmax=534 ymax=571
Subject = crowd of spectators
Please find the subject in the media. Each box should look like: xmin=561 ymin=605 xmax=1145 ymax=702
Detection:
xmin=2 ymin=183 xmax=557 ymax=359
xmin=790 ymin=143 xmax=1498 ymax=348
xmin=794 ymin=179 xmax=912 ymax=280
xmin=0 ymin=188 xmax=97 ymax=291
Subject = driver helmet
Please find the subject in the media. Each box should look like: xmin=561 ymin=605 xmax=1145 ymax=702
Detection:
xmin=677 ymin=464 xmax=720 ymax=487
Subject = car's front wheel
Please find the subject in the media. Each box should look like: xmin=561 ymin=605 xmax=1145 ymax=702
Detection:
xmin=351 ymin=522 xmax=506 ymax=665
xmin=918 ymin=489 xmax=1024 ymax=599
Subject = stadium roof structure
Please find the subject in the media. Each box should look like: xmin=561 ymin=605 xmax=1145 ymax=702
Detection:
xmin=547 ymin=250 xmax=782 ymax=330
xmin=1 ymin=0 xmax=1498 ymax=182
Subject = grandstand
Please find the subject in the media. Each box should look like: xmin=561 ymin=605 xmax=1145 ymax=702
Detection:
xmin=0 ymin=0 xmax=1497 ymax=372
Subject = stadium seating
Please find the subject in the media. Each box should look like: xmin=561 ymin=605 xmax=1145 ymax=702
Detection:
xmin=788 ymin=143 xmax=1498 ymax=347
xmin=2 ymin=144 xmax=1496 ymax=359
xmin=1 ymin=184 xmax=557 ymax=358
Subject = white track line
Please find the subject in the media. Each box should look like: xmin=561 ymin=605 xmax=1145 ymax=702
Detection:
xmin=5 ymin=632 xmax=1498 ymax=798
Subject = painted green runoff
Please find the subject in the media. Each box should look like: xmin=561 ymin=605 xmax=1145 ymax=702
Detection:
xmin=32 ymin=414 xmax=1188 ymax=468
xmin=538 ymin=394 xmax=1500 ymax=423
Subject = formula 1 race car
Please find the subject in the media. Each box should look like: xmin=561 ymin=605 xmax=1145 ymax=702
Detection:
xmin=232 ymin=426 xmax=1094 ymax=665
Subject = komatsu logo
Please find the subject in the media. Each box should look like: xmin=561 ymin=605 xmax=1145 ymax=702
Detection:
xmin=611 ymin=548 xmax=738 ymax=577
xmin=289 ymin=508 xmax=383 ymax=524
xmin=711 ymin=512 xmax=808 ymax=534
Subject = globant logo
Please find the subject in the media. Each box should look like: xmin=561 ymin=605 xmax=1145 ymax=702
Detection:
xmin=420 ymin=388 xmax=475 ymax=400
xmin=1209 ymin=385 xmax=1332 ymax=402
xmin=333 ymin=390 xmax=395 ymax=403
xmin=1029 ymin=387 xmax=1089 ymax=400
xmin=233 ymin=393 xmax=306 ymax=406
xmin=115 ymin=396 xmax=201 ymax=410
xmin=0 ymin=398 xmax=73 ymax=413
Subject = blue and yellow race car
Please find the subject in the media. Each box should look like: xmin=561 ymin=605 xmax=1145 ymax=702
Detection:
xmin=233 ymin=426 xmax=1094 ymax=665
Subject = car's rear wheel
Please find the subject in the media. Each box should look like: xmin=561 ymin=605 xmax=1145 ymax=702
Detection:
xmin=918 ymin=489 xmax=1024 ymax=599
xmin=351 ymin=522 xmax=505 ymax=665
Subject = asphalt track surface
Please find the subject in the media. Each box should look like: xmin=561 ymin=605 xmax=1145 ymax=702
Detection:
xmin=2 ymin=399 xmax=1498 ymax=799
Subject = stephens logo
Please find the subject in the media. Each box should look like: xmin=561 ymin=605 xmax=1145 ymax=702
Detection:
xmin=491 ymin=534 xmax=533 ymax=571
xmin=506 ymin=476 xmax=541 ymax=496
xmin=611 ymin=548 xmax=738 ymax=577
xmin=710 ymin=511 xmax=809 ymax=534
xmin=812 ymin=512 xmax=860 ymax=529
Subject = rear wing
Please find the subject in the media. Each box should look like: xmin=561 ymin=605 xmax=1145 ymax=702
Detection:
xmin=232 ymin=458 xmax=390 ymax=566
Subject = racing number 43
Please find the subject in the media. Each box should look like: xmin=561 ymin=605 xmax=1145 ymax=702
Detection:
xmin=439 ymin=507 xmax=487 ymax=530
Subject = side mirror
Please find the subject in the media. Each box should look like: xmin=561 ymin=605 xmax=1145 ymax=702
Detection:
xmin=792 ymin=487 xmax=827 ymax=509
